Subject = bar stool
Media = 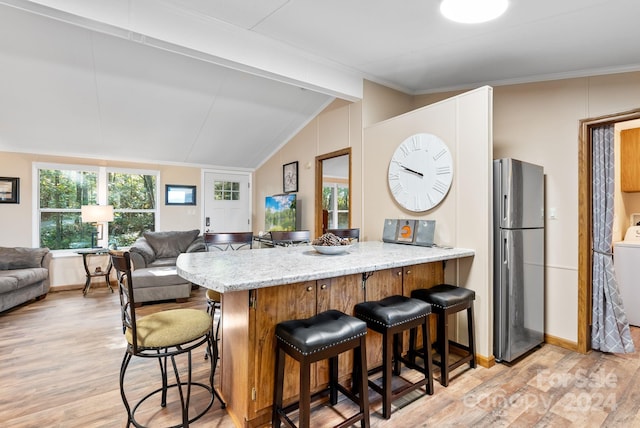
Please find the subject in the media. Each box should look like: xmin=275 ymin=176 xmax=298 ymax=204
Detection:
xmin=273 ymin=310 xmax=370 ymax=428
xmin=353 ymin=295 xmax=433 ymax=419
xmin=411 ymin=284 xmax=476 ymax=387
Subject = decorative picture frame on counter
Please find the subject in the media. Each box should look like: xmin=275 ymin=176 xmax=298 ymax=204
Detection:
xmin=0 ymin=177 xmax=19 ymax=204
xmin=283 ymin=161 xmax=298 ymax=193
xmin=165 ymin=184 xmax=196 ymax=206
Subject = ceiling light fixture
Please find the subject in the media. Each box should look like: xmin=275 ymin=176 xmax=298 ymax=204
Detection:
xmin=440 ymin=0 xmax=508 ymax=24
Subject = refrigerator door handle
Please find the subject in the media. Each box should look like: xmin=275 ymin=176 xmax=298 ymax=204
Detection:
xmin=503 ymin=195 xmax=508 ymax=223
xmin=503 ymin=236 xmax=509 ymax=265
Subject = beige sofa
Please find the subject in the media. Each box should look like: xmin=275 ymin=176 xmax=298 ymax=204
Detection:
xmin=128 ymin=230 xmax=205 ymax=303
xmin=0 ymin=247 xmax=51 ymax=313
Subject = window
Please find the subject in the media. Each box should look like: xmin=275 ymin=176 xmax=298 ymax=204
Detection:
xmin=35 ymin=164 xmax=158 ymax=250
xmin=322 ymin=182 xmax=349 ymax=229
xmin=108 ymin=170 xmax=157 ymax=247
xmin=214 ymin=180 xmax=240 ymax=200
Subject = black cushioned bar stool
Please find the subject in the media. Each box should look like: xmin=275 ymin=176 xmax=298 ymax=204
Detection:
xmin=273 ymin=310 xmax=370 ymax=428
xmin=411 ymin=284 xmax=476 ymax=387
xmin=353 ymin=295 xmax=433 ymax=419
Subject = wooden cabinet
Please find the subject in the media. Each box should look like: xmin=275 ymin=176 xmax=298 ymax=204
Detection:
xmin=247 ymin=274 xmax=363 ymax=426
xmin=220 ymin=261 xmax=445 ymax=428
xmin=402 ymin=262 xmax=445 ymax=349
xmin=361 ymin=267 xmax=403 ymax=368
xmin=621 ymin=128 xmax=640 ymax=192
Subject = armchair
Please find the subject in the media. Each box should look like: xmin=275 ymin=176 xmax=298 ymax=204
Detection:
xmin=127 ymin=230 xmax=206 ymax=304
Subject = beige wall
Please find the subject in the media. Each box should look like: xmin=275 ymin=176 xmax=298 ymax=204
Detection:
xmin=0 ymin=151 xmax=202 ymax=287
xmin=417 ymin=71 xmax=640 ymax=345
xmin=256 ymin=72 xmax=640 ymax=356
xmin=364 ymin=87 xmax=493 ymax=358
xmin=6 ymin=69 xmax=640 ymax=354
xmin=253 ymin=98 xmax=364 ymax=233
xmin=254 ymin=85 xmax=494 ymax=359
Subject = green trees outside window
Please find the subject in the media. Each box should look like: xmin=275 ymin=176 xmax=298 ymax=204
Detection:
xmin=322 ymin=183 xmax=349 ymax=229
xmin=38 ymin=166 xmax=157 ymax=250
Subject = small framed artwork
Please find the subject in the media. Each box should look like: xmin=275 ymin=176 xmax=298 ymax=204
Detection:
xmin=0 ymin=177 xmax=19 ymax=204
xmin=283 ymin=161 xmax=298 ymax=193
xmin=165 ymin=184 xmax=197 ymax=206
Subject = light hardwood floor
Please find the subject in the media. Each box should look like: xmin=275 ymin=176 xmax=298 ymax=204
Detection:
xmin=2 ymin=286 xmax=640 ymax=427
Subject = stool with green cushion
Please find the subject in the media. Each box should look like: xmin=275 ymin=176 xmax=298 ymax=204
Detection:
xmin=202 ymin=232 xmax=254 ymax=387
xmin=110 ymin=250 xmax=218 ymax=427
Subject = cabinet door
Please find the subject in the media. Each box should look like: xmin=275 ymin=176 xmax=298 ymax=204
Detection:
xmin=316 ymin=274 xmax=363 ymax=385
xmin=621 ymin=128 xmax=640 ymax=192
xmin=402 ymin=262 xmax=444 ymax=348
xmin=251 ymin=281 xmax=316 ymax=416
xmin=362 ymin=267 xmax=403 ymax=369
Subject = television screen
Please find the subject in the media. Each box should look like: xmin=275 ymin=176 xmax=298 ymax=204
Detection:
xmin=265 ymin=194 xmax=297 ymax=231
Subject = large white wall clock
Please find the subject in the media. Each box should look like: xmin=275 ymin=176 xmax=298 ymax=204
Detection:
xmin=388 ymin=133 xmax=454 ymax=212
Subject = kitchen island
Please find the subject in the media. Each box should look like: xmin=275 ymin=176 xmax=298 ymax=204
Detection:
xmin=177 ymin=241 xmax=474 ymax=427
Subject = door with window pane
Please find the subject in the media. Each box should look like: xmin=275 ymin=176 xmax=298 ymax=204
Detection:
xmin=203 ymin=171 xmax=251 ymax=233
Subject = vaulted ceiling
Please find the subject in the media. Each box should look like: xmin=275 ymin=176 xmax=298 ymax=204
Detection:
xmin=1 ymin=0 xmax=639 ymax=169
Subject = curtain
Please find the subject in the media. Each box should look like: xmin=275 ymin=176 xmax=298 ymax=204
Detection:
xmin=591 ymin=125 xmax=635 ymax=353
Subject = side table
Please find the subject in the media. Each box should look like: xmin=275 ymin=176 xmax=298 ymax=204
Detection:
xmin=76 ymin=248 xmax=113 ymax=295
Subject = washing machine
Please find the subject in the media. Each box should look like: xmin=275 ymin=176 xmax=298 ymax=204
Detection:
xmin=614 ymin=226 xmax=640 ymax=327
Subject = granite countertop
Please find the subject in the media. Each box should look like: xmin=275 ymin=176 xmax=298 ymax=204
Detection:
xmin=176 ymin=241 xmax=474 ymax=293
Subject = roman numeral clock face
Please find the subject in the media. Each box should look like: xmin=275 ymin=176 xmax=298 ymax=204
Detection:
xmin=388 ymin=133 xmax=453 ymax=212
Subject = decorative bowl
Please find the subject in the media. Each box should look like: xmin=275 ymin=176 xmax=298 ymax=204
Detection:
xmin=312 ymin=244 xmax=351 ymax=255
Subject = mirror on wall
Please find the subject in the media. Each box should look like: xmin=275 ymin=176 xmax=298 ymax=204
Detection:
xmin=315 ymin=148 xmax=351 ymax=237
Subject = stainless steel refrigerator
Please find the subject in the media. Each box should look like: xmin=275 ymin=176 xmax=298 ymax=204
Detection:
xmin=493 ymin=158 xmax=545 ymax=363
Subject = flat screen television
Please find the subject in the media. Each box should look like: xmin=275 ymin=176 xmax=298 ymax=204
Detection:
xmin=265 ymin=194 xmax=299 ymax=231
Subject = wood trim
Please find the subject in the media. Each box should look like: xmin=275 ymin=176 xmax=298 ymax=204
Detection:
xmin=577 ymin=108 xmax=640 ymax=354
xmin=449 ymin=342 xmax=495 ymax=368
xmin=314 ymin=148 xmax=352 ymax=237
xmin=475 ymin=353 xmax=496 ymax=369
xmin=545 ymin=333 xmax=579 ymax=352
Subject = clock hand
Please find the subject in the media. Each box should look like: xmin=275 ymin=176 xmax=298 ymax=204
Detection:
xmin=400 ymin=164 xmax=424 ymax=177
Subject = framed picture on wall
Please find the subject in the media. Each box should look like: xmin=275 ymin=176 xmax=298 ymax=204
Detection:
xmin=0 ymin=177 xmax=19 ymax=203
xmin=165 ymin=184 xmax=196 ymax=205
xmin=283 ymin=161 xmax=298 ymax=193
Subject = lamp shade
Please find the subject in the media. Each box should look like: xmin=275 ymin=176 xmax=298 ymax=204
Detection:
xmin=81 ymin=205 xmax=114 ymax=223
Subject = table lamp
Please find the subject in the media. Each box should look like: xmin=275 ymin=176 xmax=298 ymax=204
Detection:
xmin=81 ymin=205 xmax=114 ymax=248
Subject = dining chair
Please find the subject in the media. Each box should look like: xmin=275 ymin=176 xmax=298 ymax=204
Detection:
xmin=203 ymin=231 xmax=254 ymax=252
xmin=202 ymin=232 xmax=253 ymax=379
xmin=270 ymin=230 xmax=311 ymax=247
xmin=326 ymin=228 xmax=360 ymax=242
xmin=109 ymin=250 xmax=216 ymax=427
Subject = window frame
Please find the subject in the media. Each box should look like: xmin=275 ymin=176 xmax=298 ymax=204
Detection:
xmin=33 ymin=163 xmax=160 ymax=251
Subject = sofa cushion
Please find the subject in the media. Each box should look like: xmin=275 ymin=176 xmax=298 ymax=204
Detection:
xmin=148 ymin=258 xmax=178 ymax=268
xmin=129 ymin=238 xmax=155 ymax=265
xmin=143 ymin=230 xmax=200 ymax=259
xmin=0 ymin=247 xmax=48 ymax=270
xmin=131 ymin=267 xmax=188 ymax=289
xmin=0 ymin=268 xmax=49 ymax=292
xmin=0 ymin=274 xmax=19 ymax=293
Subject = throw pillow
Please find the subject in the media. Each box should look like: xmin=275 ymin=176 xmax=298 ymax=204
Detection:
xmin=129 ymin=238 xmax=156 ymax=265
xmin=0 ymin=247 xmax=48 ymax=270
xmin=143 ymin=229 xmax=200 ymax=259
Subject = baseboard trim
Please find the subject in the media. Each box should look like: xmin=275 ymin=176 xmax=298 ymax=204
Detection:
xmin=50 ymin=284 xmax=84 ymax=292
xmin=449 ymin=342 xmax=495 ymax=368
xmin=476 ymin=353 xmax=495 ymax=368
xmin=545 ymin=333 xmax=579 ymax=352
